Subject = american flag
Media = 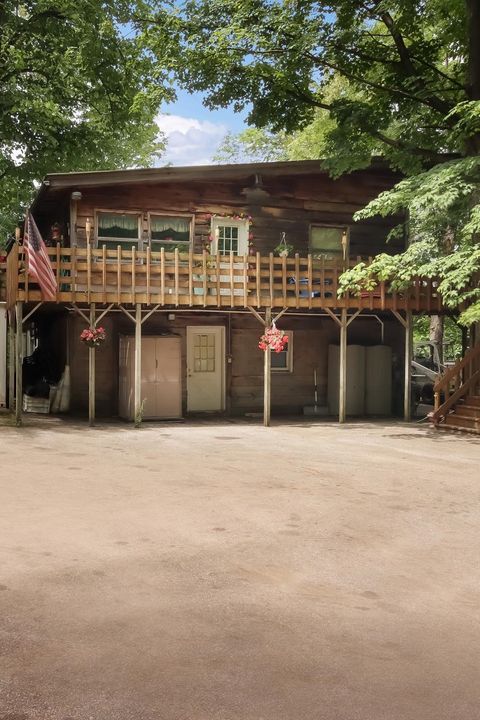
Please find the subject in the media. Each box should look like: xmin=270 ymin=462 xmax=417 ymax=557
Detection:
xmin=24 ymin=212 xmax=57 ymax=300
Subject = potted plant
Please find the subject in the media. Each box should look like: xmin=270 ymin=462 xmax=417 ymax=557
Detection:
xmin=80 ymin=326 xmax=106 ymax=349
xmin=274 ymin=232 xmax=294 ymax=258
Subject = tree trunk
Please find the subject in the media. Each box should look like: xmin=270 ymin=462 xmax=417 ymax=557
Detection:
xmin=429 ymin=315 xmax=444 ymax=367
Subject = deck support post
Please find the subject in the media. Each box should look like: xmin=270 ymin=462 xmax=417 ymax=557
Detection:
xmin=88 ymin=303 xmax=96 ymax=426
xmin=134 ymin=303 xmax=142 ymax=427
xmin=15 ymin=301 xmax=23 ymax=426
xmin=404 ymin=310 xmax=413 ymax=422
xmin=8 ymin=309 xmax=15 ymax=411
xmin=264 ymin=307 xmax=272 ymax=427
xmin=339 ymin=308 xmax=348 ymax=424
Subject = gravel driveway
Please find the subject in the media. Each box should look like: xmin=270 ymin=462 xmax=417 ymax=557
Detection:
xmin=0 ymin=417 xmax=479 ymax=720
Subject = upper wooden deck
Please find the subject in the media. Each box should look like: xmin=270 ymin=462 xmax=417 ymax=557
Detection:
xmin=5 ymin=244 xmax=443 ymax=313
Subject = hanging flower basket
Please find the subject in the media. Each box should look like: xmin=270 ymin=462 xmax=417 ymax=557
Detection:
xmin=259 ymin=324 xmax=289 ymax=353
xmin=80 ymin=326 xmax=106 ymax=349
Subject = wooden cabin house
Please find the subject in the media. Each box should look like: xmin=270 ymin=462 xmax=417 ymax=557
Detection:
xmin=4 ymin=159 xmax=446 ymax=426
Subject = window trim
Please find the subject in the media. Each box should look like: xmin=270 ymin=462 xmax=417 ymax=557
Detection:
xmin=95 ymin=209 xmax=142 ymax=249
xmin=210 ymin=216 xmax=249 ymax=256
xmin=271 ymin=330 xmax=293 ymax=373
xmin=309 ymin=223 xmax=349 ymax=260
xmin=147 ymin=211 xmax=194 ymax=251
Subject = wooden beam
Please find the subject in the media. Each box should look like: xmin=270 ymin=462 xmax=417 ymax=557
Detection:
xmin=8 ymin=309 xmax=15 ymax=411
xmin=346 ymin=309 xmax=362 ymax=327
xmin=324 ymin=307 xmax=342 ymax=327
xmin=391 ymin=309 xmax=407 ymax=329
xmin=70 ymin=303 xmax=90 ymax=325
xmin=117 ymin=304 xmax=135 ymax=323
xmin=95 ymin=303 xmax=114 ymax=326
xmin=339 ymin=308 xmax=347 ymax=424
xmin=264 ymin=307 xmax=272 ymax=427
xmin=22 ymin=302 xmax=43 ymax=325
xmin=142 ymin=304 xmax=162 ymax=324
xmin=88 ymin=303 xmax=95 ymax=426
xmin=15 ymin=302 xmax=23 ymax=426
xmin=246 ymin=306 xmax=266 ymax=326
xmin=134 ymin=303 xmax=142 ymax=428
xmin=404 ymin=310 xmax=413 ymax=422
xmin=272 ymin=307 xmax=289 ymax=324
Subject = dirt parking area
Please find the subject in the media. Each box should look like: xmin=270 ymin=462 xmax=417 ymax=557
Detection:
xmin=0 ymin=417 xmax=479 ymax=720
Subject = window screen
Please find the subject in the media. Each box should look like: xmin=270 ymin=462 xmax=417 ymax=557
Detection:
xmin=310 ymin=226 xmax=345 ymax=260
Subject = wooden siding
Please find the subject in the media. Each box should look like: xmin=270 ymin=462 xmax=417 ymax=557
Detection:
xmin=35 ymin=168 xmax=404 ymax=258
xmin=63 ymin=311 xmax=405 ymax=418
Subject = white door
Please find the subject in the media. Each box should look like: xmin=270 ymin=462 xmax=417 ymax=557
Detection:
xmin=210 ymin=218 xmax=249 ymax=296
xmin=187 ymin=326 xmax=225 ymax=412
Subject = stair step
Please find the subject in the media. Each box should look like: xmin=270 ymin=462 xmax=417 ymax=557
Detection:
xmin=445 ymin=413 xmax=480 ymax=430
xmin=464 ymin=395 xmax=480 ymax=407
xmin=437 ymin=423 xmax=480 ymax=436
xmin=455 ymin=404 xmax=480 ymax=417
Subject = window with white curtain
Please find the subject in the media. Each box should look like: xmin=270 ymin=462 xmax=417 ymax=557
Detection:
xmin=96 ymin=212 xmax=141 ymax=250
xmin=149 ymin=215 xmax=191 ymax=252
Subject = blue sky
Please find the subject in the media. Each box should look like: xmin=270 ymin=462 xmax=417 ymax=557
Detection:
xmin=156 ymin=89 xmax=249 ymax=166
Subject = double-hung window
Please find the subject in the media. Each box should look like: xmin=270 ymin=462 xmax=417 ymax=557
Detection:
xmin=96 ymin=211 xmax=141 ymax=251
xmin=149 ymin=214 xmax=192 ymax=253
xmin=270 ymin=331 xmax=293 ymax=373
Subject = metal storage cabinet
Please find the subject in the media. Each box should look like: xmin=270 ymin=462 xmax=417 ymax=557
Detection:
xmin=328 ymin=345 xmax=366 ymax=416
xmin=119 ymin=335 xmax=182 ymax=420
xmin=365 ymin=345 xmax=392 ymax=415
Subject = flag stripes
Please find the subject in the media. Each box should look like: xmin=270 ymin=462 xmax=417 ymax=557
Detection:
xmin=24 ymin=212 xmax=57 ymax=300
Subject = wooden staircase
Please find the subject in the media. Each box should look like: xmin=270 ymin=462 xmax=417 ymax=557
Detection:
xmin=432 ymin=345 xmax=480 ymax=435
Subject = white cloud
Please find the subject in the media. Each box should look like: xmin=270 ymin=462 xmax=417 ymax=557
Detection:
xmin=155 ymin=114 xmax=228 ymax=166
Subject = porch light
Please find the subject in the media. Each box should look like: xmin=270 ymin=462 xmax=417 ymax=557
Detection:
xmin=241 ymin=172 xmax=270 ymax=202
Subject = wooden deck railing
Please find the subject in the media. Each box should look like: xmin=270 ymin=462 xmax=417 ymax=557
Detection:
xmin=5 ymin=244 xmax=443 ymax=312
xmin=433 ymin=344 xmax=480 ymax=424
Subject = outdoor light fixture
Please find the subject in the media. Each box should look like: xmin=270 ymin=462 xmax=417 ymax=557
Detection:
xmin=241 ymin=173 xmax=270 ymax=202
xmin=71 ymin=190 xmax=82 ymax=201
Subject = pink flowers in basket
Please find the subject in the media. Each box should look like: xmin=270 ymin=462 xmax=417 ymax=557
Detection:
xmin=259 ymin=324 xmax=288 ymax=353
xmin=80 ymin=326 xmax=106 ymax=348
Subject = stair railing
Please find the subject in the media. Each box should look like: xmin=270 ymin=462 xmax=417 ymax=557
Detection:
xmin=433 ymin=343 xmax=480 ymax=424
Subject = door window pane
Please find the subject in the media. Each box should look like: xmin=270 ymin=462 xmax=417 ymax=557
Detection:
xmin=194 ymin=334 xmax=215 ymax=372
xmin=217 ymin=225 xmax=239 ymax=255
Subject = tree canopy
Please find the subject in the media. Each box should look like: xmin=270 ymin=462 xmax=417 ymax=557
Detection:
xmin=146 ymin=0 xmax=480 ymax=324
xmin=0 ymin=0 xmax=168 ymax=236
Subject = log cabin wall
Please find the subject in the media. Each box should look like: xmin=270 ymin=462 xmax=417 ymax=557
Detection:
xmin=62 ymin=166 xmax=404 ymax=257
xmin=65 ymin=311 xmax=404 ymax=418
